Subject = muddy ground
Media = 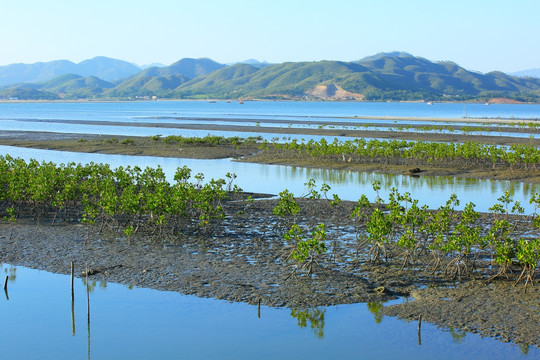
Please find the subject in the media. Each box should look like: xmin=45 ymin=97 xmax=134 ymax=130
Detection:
xmin=1 ymin=197 xmax=538 ymax=347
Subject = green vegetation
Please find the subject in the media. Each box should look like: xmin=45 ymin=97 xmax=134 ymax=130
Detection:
xmin=159 ymin=134 xmax=262 ymax=147
xmin=352 ymin=183 xmax=540 ymax=290
xmin=262 ymin=137 xmax=540 ymax=171
xmin=0 ymin=155 xmax=231 ymax=240
xmin=2 ymin=54 xmax=540 ymax=102
xmin=272 ymin=178 xmax=539 ymax=289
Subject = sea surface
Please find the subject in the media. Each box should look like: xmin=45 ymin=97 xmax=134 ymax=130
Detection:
xmin=0 ymin=100 xmax=539 ymax=141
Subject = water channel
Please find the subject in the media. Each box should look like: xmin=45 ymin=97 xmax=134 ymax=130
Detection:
xmin=1 ymin=264 xmax=536 ymax=359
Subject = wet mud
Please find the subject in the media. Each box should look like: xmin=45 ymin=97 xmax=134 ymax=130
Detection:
xmin=1 ymin=197 xmax=538 ymax=347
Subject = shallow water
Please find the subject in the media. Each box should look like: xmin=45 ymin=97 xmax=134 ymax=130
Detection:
xmin=2 ymin=117 xmax=536 ymax=140
xmin=0 ymin=264 xmax=536 ymax=360
xmin=1 ymin=100 xmax=540 ymax=120
xmin=0 ymin=101 xmax=539 ymax=142
xmin=1 ymin=145 xmax=538 ymax=213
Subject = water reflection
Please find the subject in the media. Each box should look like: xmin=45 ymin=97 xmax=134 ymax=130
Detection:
xmin=0 ymin=264 xmax=537 ymax=359
xmin=367 ymin=302 xmax=384 ymax=324
xmin=3 ymin=265 xmax=17 ymax=283
xmin=81 ymin=278 xmax=108 ymax=293
xmin=290 ymin=308 xmax=326 ymax=339
xmin=449 ymin=328 xmax=467 ymax=344
xmin=2 ymin=265 xmax=16 ymax=300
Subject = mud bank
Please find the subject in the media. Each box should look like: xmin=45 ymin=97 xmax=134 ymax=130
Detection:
xmin=1 ymin=197 xmax=538 ymax=347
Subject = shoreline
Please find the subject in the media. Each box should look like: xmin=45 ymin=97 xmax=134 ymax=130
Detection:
xmin=0 ymin=97 xmax=539 ymax=106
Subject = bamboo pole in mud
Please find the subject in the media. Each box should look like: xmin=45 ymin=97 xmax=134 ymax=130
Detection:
xmin=418 ymin=314 xmax=422 ymax=346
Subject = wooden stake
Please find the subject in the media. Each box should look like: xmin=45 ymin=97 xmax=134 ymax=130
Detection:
xmin=418 ymin=314 xmax=422 ymax=346
xmin=257 ymin=298 xmax=261 ymax=318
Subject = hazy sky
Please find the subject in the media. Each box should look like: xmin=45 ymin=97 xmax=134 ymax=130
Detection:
xmin=1 ymin=0 xmax=538 ymax=73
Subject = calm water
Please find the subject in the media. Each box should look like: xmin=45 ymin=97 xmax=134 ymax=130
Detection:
xmin=1 ymin=264 xmax=536 ymax=360
xmin=0 ymin=100 xmax=539 ymax=140
xmin=1 ymin=100 xmax=540 ymax=120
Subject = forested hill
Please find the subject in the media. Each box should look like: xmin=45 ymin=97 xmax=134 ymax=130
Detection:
xmin=1 ymin=53 xmax=539 ymax=102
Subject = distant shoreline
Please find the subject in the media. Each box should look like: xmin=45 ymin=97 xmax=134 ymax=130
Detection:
xmin=0 ymin=97 xmax=538 ymax=107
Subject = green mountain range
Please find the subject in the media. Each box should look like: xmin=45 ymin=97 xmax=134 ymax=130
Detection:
xmin=1 ymin=53 xmax=539 ymax=102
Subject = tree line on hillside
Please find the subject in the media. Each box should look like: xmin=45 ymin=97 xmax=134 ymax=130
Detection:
xmin=1 ymin=53 xmax=539 ymax=102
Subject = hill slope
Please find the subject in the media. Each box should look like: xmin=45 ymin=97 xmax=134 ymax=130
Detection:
xmin=2 ymin=53 xmax=539 ymax=102
xmin=104 ymin=58 xmax=225 ymax=97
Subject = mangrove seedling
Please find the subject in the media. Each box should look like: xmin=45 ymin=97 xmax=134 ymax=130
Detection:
xmin=285 ymin=223 xmax=327 ymax=278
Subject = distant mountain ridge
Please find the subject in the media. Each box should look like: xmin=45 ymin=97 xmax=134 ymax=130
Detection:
xmin=0 ymin=56 xmax=141 ymax=86
xmin=1 ymin=53 xmax=539 ymax=102
xmin=510 ymin=68 xmax=540 ymax=78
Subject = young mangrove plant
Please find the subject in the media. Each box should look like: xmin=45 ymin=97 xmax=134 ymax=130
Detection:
xmin=443 ymin=202 xmax=481 ymax=279
xmin=272 ymin=189 xmax=300 ymax=234
xmin=426 ymin=194 xmax=460 ymax=273
xmin=284 ymin=223 xmax=327 ymax=278
xmin=514 ymin=238 xmax=540 ymax=292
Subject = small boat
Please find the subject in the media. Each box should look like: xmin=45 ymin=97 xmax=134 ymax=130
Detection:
xmin=209 ymin=100 xmax=216 ymax=103
xmin=238 ymin=100 xmax=244 ymax=104
xmin=426 ymin=101 xmax=433 ymax=105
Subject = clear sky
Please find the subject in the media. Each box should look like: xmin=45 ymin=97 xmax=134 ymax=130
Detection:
xmin=1 ymin=0 xmax=538 ymax=73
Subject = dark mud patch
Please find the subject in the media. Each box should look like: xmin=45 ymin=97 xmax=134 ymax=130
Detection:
xmin=0 ymin=131 xmax=260 ymax=160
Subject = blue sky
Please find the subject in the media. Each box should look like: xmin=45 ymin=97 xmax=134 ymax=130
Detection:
xmin=1 ymin=0 xmax=538 ymax=73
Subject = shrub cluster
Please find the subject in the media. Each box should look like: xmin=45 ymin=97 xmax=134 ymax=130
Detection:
xmin=0 ymin=155 xmax=232 ymax=239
